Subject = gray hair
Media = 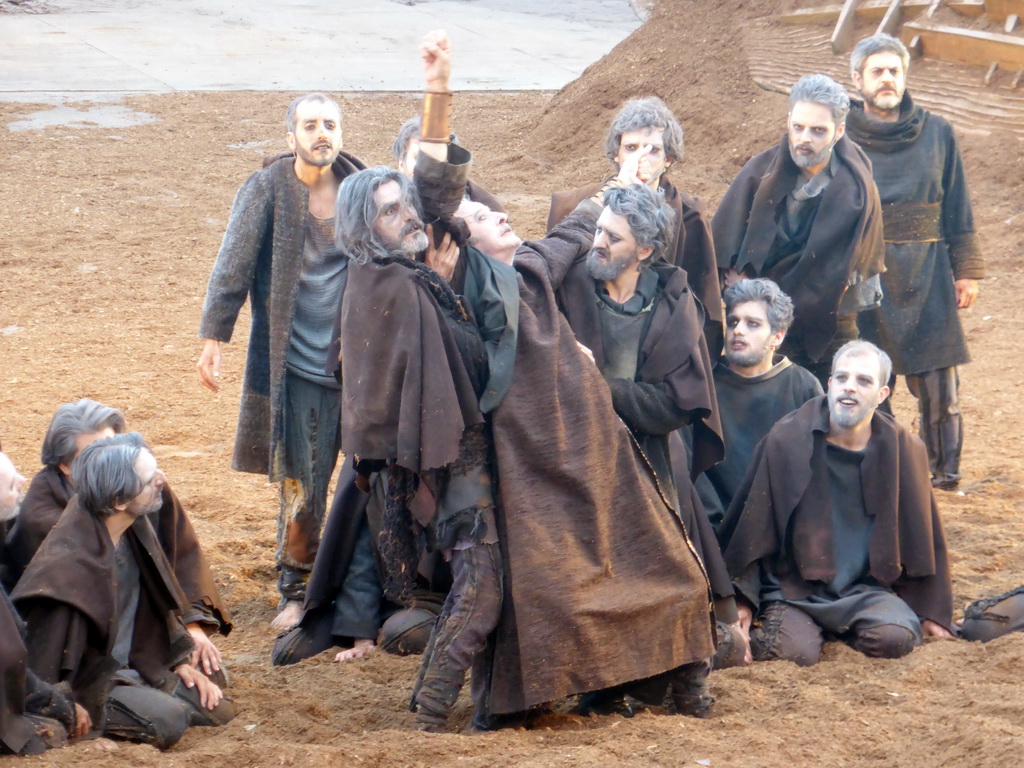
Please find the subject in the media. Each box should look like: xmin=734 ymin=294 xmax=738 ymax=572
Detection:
xmin=334 ymin=166 xmax=422 ymax=263
xmin=724 ymin=278 xmax=795 ymax=333
xmin=286 ymin=92 xmax=342 ymax=134
xmin=603 ymin=184 xmax=676 ymax=264
xmin=832 ymin=340 xmax=893 ymax=385
xmin=851 ymin=33 xmax=910 ymax=78
xmin=789 ymin=74 xmax=851 ymax=125
xmin=391 ymin=116 xmax=461 ymax=164
xmin=604 ymin=97 xmax=684 ymax=167
xmin=72 ymin=432 xmax=148 ymax=519
xmin=41 ymin=399 xmax=126 ymax=469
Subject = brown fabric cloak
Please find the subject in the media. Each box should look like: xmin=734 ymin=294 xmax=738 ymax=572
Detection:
xmin=1 ymin=587 xmax=36 ymax=753
xmin=5 ymin=465 xmax=230 ymax=633
xmin=12 ymin=501 xmax=193 ymax=719
xmin=486 ymin=211 xmax=715 ymax=715
xmin=718 ymin=397 xmax=952 ymax=628
xmin=548 ymin=178 xmax=723 ymax=355
xmin=711 ymin=134 xmax=885 ymax=363
xmin=339 ymin=257 xmax=483 ymax=474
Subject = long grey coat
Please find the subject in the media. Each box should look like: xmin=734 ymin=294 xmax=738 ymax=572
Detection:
xmin=199 ymin=152 xmax=365 ymax=477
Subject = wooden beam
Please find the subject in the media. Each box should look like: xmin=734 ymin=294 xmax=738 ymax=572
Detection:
xmin=1006 ymin=14 xmax=1020 ymax=33
xmin=902 ymin=22 xmax=1024 ymax=69
xmin=986 ymin=0 xmax=1024 ymax=24
xmin=878 ymin=0 xmax=905 ymax=34
xmin=984 ymin=62 xmax=999 ymax=84
xmin=925 ymin=0 xmax=943 ymax=18
xmin=832 ymin=0 xmax=863 ymax=53
xmin=1012 ymin=70 xmax=1024 ymax=89
xmin=777 ymin=0 xmax=983 ymax=25
xmin=908 ymin=34 xmax=924 ymax=58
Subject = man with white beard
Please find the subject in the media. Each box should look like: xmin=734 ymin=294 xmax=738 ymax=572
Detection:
xmin=718 ymin=341 xmax=955 ymax=666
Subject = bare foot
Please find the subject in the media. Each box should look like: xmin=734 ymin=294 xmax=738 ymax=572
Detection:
xmin=334 ymin=638 xmax=376 ymax=662
xmin=271 ymin=600 xmax=304 ymax=630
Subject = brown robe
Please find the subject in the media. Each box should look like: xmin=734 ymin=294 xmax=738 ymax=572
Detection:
xmin=718 ymin=397 xmax=953 ymax=628
xmin=5 ymin=465 xmax=230 ymax=633
xmin=486 ymin=210 xmax=715 ymax=715
xmin=548 ymin=177 xmax=723 ymax=355
xmin=12 ymin=501 xmax=193 ymax=720
xmin=711 ymin=134 xmax=885 ymax=363
xmin=1 ymin=587 xmax=36 ymax=753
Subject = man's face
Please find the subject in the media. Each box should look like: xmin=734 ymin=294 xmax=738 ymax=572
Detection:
xmin=587 ymin=207 xmax=651 ymax=282
xmin=853 ymin=52 xmax=906 ymax=113
xmin=372 ymin=180 xmax=428 ymax=256
xmin=398 ymin=138 xmax=420 ymax=180
xmin=828 ymin=352 xmax=890 ymax=430
xmin=614 ymin=127 xmax=671 ymax=187
xmin=287 ymin=99 xmax=342 ymax=168
xmin=122 ymin=449 xmax=165 ymax=519
xmin=788 ymin=101 xmax=843 ymax=171
xmin=0 ymin=453 xmax=26 ymax=523
xmin=456 ymin=200 xmax=522 ymax=260
xmin=725 ymin=301 xmax=783 ymax=370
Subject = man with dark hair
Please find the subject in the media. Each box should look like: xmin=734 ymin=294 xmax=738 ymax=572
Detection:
xmin=713 ymin=75 xmax=885 ymax=388
xmin=1 ymin=451 xmax=87 ymax=756
xmin=5 ymin=399 xmax=231 ymax=675
xmin=695 ymin=279 xmax=822 ymax=531
xmin=846 ymin=33 xmax=985 ymax=491
xmin=12 ymin=434 xmax=236 ymax=749
xmin=392 ymin=116 xmax=504 ymax=214
xmin=547 ymin=96 xmax=723 ymax=355
xmin=197 ymin=90 xmax=366 ymax=628
xmin=719 ymin=341 xmax=954 ymax=667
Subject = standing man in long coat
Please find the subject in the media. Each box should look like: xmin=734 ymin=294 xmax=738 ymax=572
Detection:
xmin=846 ymin=33 xmax=985 ymax=490
xmin=196 ymin=93 xmax=365 ymax=627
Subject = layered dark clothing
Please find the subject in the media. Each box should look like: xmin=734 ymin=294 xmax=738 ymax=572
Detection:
xmin=12 ymin=501 xmax=194 ymax=720
xmin=199 ymin=151 xmax=366 ymax=477
xmin=486 ymin=209 xmax=715 ymax=715
xmin=548 ymin=178 xmax=723 ymax=355
xmin=712 ymin=135 xmax=885 ymax=362
xmin=5 ymin=465 xmax=230 ymax=633
xmin=696 ymin=357 xmax=822 ymax=527
xmin=846 ymin=93 xmax=985 ymax=374
xmin=718 ymin=397 xmax=953 ymax=628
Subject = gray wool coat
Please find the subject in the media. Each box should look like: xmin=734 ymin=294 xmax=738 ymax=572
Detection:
xmin=199 ymin=151 xmax=366 ymax=478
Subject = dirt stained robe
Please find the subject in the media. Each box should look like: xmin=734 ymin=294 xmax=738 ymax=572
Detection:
xmin=485 ymin=211 xmax=715 ymax=715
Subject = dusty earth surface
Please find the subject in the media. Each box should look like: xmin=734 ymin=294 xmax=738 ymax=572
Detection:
xmin=2 ymin=0 xmax=1024 ymax=765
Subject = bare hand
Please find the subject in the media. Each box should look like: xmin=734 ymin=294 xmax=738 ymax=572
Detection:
xmin=175 ymin=664 xmax=224 ymax=711
xmin=577 ymin=341 xmax=595 ymax=364
xmin=196 ymin=338 xmax=222 ymax=392
xmin=735 ymin=603 xmax=754 ymax=665
xmin=334 ymin=637 xmax=377 ymax=662
xmin=722 ymin=267 xmax=743 ymax=290
xmin=922 ymin=619 xmax=955 ymax=639
xmin=73 ymin=703 xmax=92 ymax=738
xmin=954 ymin=278 xmax=979 ymax=309
xmin=421 ymin=29 xmax=451 ymax=91
xmin=615 ymin=144 xmax=652 ymax=187
xmin=188 ymin=622 xmax=223 ymax=675
xmin=424 ymin=224 xmax=458 ymax=282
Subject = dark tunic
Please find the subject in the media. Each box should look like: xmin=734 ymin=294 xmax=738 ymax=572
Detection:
xmin=696 ymin=356 xmax=822 ymax=528
xmin=718 ymin=397 xmax=953 ymax=629
xmin=12 ymin=502 xmax=193 ymax=721
xmin=548 ymin=177 xmax=724 ymax=356
xmin=846 ymin=93 xmax=985 ymax=374
xmin=5 ymin=465 xmax=230 ymax=633
xmin=712 ymin=135 xmax=885 ymax=363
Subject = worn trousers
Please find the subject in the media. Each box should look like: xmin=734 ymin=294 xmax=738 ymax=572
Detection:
xmin=412 ymin=542 xmax=502 ymax=729
xmin=276 ymin=371 xmax=341 ymax=601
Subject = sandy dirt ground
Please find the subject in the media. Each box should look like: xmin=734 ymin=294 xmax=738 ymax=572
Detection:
xmin=2 ymin=0 xmax=1024 ymax=765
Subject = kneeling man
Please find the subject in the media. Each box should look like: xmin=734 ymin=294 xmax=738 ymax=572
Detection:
xmin=719 ymin=341 xmax=954 ymax=666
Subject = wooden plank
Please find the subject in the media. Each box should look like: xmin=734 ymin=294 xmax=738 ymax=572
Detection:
xmin=1006 ymin=14 xmax=1020 ymax=33
xmin=985 ymin=62 xmax=1000 ymax=84
xmin=878 ymin=0 xmax=905 ymax=34
xmin=832 ymin=0 xmax=864 ymax=53
xmin=986 ymin=0 xmax=1024 ymax=24
xmin=926 ymin=0 xmax=943 ymax=18
xmin=1012 ymin=70 xmax=1024 ymax=88
xmin=902 ymin=22 xmax=1024 ymax=69
xmin=777 ymin=0 xmax=983 ymax=25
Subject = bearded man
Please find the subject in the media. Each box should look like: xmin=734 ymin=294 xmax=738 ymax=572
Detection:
xmin=845 ymin=33 xmax=985 ymax=490
xmin=197 ymin=91 xmax=366 ymax=627
xmin=719 ymin=341 xmax=954 ymax=666
xmin=713 ymin=75 xmax=885 ymax=388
